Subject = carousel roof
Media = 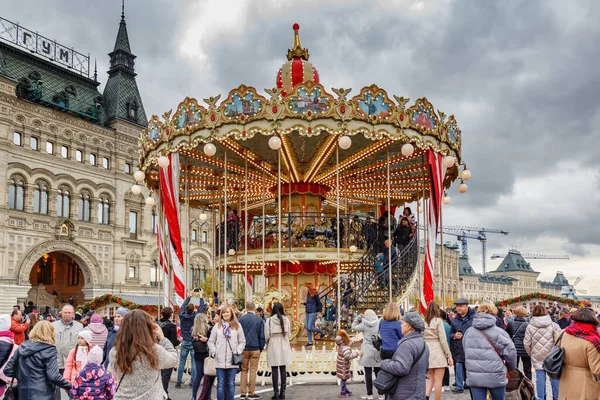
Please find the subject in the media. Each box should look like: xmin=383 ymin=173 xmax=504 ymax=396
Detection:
xmin=138 ymin=24 xmax=465 ymax=209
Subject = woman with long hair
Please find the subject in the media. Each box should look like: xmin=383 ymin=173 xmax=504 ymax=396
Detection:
xmin=5 ymin=320 xmax=72 ymax=399
xmin=108 ymin=309 xmax=178 ymax=400
xmin=379 ymin=302 xmax=403 ymax=360
xmin=303 ymin=283 xmax=323 ymax=348
xmin=424 ymin=301 xmax=453 ymax=400
xmin=558 ymin=307 xmax=600 ymax=400
xmin=265 ymin=302 xmax=292 ymax=399
xmin=192 ymin=313 xmax=212 ymax=400
xmin=524 ymin=304 xmax=561 ymax=400
xmin=208 ymin=305 xmax=246 ymax=400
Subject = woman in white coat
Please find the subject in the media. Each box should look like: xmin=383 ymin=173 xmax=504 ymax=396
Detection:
xmin=208 ymin=305 xmax=246 ymax=400
xmin=265 ymin=302 xmax=291 ymax=400
xmin=351 ymin=309 xmax=382 ymax=400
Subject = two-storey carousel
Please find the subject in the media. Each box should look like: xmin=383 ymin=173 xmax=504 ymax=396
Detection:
xmin=135 ymin=24 xmax=468 ymax=337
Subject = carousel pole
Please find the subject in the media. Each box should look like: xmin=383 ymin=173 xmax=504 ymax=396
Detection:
xmin=277 ymin=146 xmax=282 ymax=291
xmin=387 ymin=149 xmax=392 ymax=303
xmin=184 ymin=155 xmax=190 ymax=291
xmin=336 ymin=144 xmax=341 ymax=329
xmin=212 ymin=208 xmax=216 ymax=297
xmin=224 ymin=150 xmax=228 ymax=301
xmin=261 ymin=169 xmax=266 ymax=280
xmin=244 ymin=160 xmax=249 ymax=302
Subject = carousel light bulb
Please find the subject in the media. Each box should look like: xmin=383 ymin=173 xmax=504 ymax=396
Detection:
xmin=131 ymin=184 xmax=142 ymax=195
xmin=228 ymin=249 xmax=236 ymax=256
xmin=203 ymin=143 xmax=217 ymax=157
xmin=199 ymin=212 xmax=208 ymax=221
xmin=458 ymin=183 xmax=468 ymax=193
xmin=338 ymin=135 xmax=352 ymax=150
xmin=133 ymin=170 xmax=145 ymax=183
xmin=417 ymin=204 xmax=424 ymax=213
xmin=145 ymin=196 xmax=156 ymax=206
xmin=349 ymin=245 xmax=357 ymax=253
xmin=268 ymin=136 xmax=282 ymax=150
xmin=401 ymin=143 xmax=414 ymax=157
xmin=461 ymin=169 xmax=472 ymax=181
xmin=158 ymin=155 xmax=170 ymax=168
xmin=442 ymin=195 xmax=451 ymax=205
xmin=443 ymin=155 xmax=455 ymax=168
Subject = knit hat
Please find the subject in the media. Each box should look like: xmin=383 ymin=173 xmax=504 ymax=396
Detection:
xmin=402 ymin=311 xmax=425 ymax=333
xmin=90 ymin=314 xmax=103 ymax=324
xmin=115 ymin=307 xmax=129 ymax=317
xmin=87 ymin=346 xmax=103 ymax=365
xmin=78 ymin=330 xmax=93 ymax=345
xmin=0 ymin=315 xmax=10 ymax=332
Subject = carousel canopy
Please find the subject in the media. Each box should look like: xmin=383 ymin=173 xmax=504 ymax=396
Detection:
xmin=138 ymin=24 xmax=464 ymax=210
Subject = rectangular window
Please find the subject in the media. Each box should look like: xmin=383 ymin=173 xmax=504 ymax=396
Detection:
xmin=30 ymin=136 xmax=39 ymax=150
xmin=13 ymin=132 xmax=22 ymax=146
xmin=129 ymin=211 xmax=137 ymax=237
xmin=89 ymin=153 xmax=97 ymax=166
xmin=128 ymin=266 xmax=136 ymax=279
xmin=192 ymin=229 xmax=198 ymax=242
xmin=202 ymin=231 xmax=208 ymax=243
xmin=151 ymin=212 xmax=157 ymax=234
xmin=76 ymin=149 xmax=83 ymax=162
xmin=61 ymin=145 xmax=69 ymax=158
xmin=102 ymin=157 xmax=109 ymax=169
xmin=125 ymin=163 xmax=132 ymax=174
xmin=46 ymin=141 xmax=54 ymax=154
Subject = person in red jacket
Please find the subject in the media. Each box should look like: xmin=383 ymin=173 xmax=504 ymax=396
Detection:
xmin=9 ymin=310 xmax=29 ymax=345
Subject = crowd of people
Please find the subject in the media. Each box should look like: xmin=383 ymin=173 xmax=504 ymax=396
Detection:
xmin=1 ymin=294 xmax=599 ymax=400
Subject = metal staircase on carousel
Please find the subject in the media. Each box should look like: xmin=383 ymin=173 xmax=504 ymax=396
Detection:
xmin=319 ymin=230 xmax=420 ymax=327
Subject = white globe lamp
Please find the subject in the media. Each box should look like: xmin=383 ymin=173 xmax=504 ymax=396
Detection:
xmin=443 ymin=155 xmax=455 ymax=168
xmin=228 ymin=248 xmax=236 ymax=256
xmin=349 ymin=245 xmax=358 ymax=253
xmin=268 ymin=136 xmax=282 ymax=150
xmin=204 ymin=143 xmax=217 ymax=157
xmin=158 ymin=155 xmax=170 ymax=168
xmin=461 ymin=169 xmax=472 ymax=181
xmin=131 ymin=184 xmax=142 ymax=195
xmin=442 ymin=196 xmax=451 ymax=205
xmin=133 ymin=170 xmax=145 ymax=183
xmin=199 ymin=213 xmax=208 ymax=222
xmin=458 ymin=183 xmax=468 ymax=193
xmin=145 ymin=196 xmax=156 ymax=206
xmin=338 ymin=135 xmax=352 ymax=150
xmin=401 ymin=143 xmax=414 ymax=157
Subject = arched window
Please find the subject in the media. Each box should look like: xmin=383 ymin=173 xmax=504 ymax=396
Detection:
xmin=33 ymin=182 xmax=48 ymax=214
xmin=97 ymin=196 xmax=110 ymax=225
xmin=8 ymin=178 xmax=25 ymax=210
xmin=56 ymin=188 xmax=71 ymax=218
xmin=78 ymin=191 xmax=91 ymax=221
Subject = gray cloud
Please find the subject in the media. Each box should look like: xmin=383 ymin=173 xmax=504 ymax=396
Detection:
xmin=2 ymin=0 xmax=599 ymax=266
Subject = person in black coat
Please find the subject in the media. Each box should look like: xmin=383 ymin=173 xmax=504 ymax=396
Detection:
xmin=506 ymin=306 xmax=532 ymax=380
xmin=5 ymin=320 xmax=72 ymax=399
xmin=556 ymin=311 xmax=570 ymax=330
xmin=158 ymin=307 xmax=180 ymax=398
xmin=449 ymin=299 xmax=475 ymax=393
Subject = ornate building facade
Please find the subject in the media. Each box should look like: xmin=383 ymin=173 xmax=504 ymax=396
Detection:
xmin=0 ymin=12 xmax=219 ymax=313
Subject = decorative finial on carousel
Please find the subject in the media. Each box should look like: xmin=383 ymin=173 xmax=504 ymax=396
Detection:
xmin=287 ymin=22 xmax=310 ymax=61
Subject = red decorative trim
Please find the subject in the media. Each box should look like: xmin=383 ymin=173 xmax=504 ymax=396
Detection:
xmin=271 ymin=182 xmax=330 ymax=197
xmin=265 ymin=262 xmax=337 ymax=277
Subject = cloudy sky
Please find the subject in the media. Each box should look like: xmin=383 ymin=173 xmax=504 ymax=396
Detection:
xmin=2 ymin=0 xmax=599 ymax=294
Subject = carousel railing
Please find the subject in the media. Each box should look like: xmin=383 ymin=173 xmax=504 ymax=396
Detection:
xmin=318 ymin=231 xmax=419 ymax=326
xmin=215 ymin=212 xmax=382 ymax=256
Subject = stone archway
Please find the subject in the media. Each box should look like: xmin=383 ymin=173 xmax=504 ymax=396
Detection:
xmin=16 ymin=239 xmax=101 ymax=290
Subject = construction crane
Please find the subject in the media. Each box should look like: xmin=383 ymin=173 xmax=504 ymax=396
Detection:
xmin=491 ymin=252 xmax=570 ymax=260
xmin=562 ymin=276 xmax=587 ymax=298
xmin=420 ymin=225 xmax=509 ymax=275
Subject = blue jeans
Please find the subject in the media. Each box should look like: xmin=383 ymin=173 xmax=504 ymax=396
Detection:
xmin=216 ymin=368 xmax=237 ymax=400
xmin=471 ymin=386 xmax=506 ymax=400
xmin=305 ymin=312 xmax=324 ymax=344
xmin=177 ymin=340 xmax=196 ymax=385
xmin=455 ymin=362 xmax=466 ymax=390
xmin=341 ymin=379 xmax=348 ymax=393
xmin=535 ymin=369 xmax=559 ymax=399
xmin=192 ymin=357 xmax=206 ymax=400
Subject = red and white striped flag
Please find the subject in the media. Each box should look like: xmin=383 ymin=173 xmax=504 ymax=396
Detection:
xmin=420 ymin=150 xmax=447 ymax=314
xmin=155 ymin=192 xmax=171 ymax=307
xmin=159 ymin=153 xmax=186 ymax=306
